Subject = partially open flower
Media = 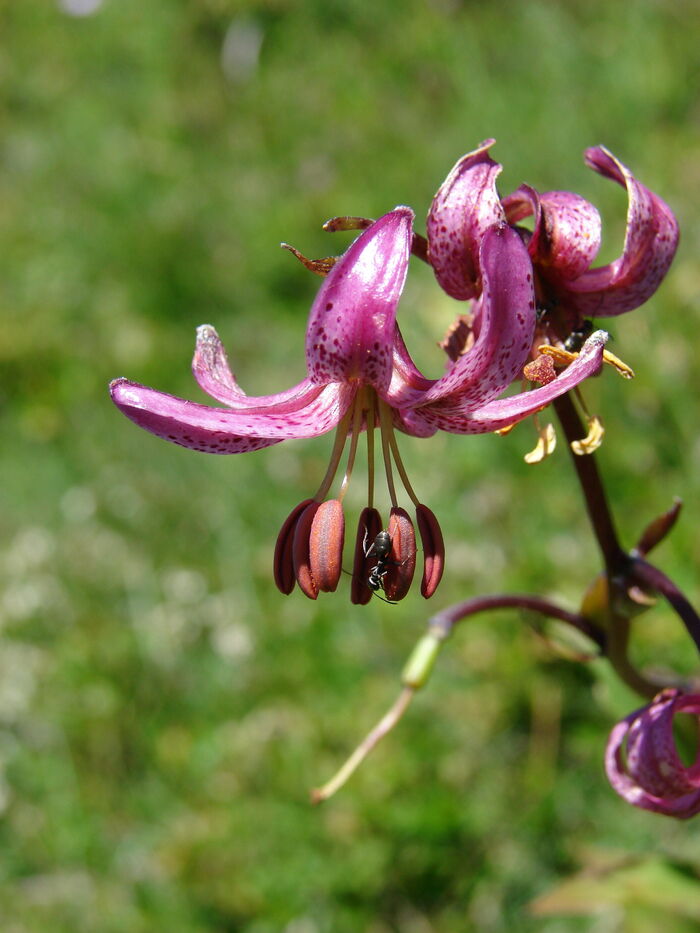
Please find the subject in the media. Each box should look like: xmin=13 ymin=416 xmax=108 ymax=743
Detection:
xmin=605 ymin=689 xmax=700 ymax=819
xmin=111 ymin=208 xmax=606 ymax=601
xmin=428 ymin=139 xmax=679 ymax=341
xmin=426 ymin=140 xmax=677 ymax=457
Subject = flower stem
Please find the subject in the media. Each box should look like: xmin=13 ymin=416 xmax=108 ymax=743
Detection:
xmin=428 ymin=593 xmax=605 ymax=647
xmin=553 ymin=393 xmax=627 ymax=575
xmin=311 ymin=686 xmax=415 ymax=804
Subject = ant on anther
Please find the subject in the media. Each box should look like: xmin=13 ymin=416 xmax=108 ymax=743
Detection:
xmin=363 ymin=528 xmax=397 ymax=604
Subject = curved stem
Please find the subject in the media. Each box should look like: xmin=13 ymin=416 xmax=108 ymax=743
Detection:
xmin=604 ymin=610 xmax=663 ymax=699
xmin=428 ymin=593 xmax=605 ymax=649
xmin=631 ymin=557 xmax=700 ymax=657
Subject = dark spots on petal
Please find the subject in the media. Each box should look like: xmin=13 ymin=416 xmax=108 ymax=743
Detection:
xmin=326 ymin=302 xmax=334 ymax=311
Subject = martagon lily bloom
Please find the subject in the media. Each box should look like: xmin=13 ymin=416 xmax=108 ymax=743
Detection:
xmin=110 ymin=207 xmax=607 ymax=602
xmin=606 ymin=689 xmax=700 ymax=819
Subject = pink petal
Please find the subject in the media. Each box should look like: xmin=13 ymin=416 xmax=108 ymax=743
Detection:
xmin=504 ymin=186 xmax=602 ymax=280
xmin=605 ymin=694 xmax=700 ymax=819
xmin=305 ymin=207 xmax=413 ymax=392
xmin=401 ymin=330 xmax=606 ymax=435
xmin=191 ymin=324 xmax=328 ymax=413
xmin=391 ymin=223 xmax=535 ymax=411
xmin=427 ymin=139 xmax=505 ymax=300
xmin=110 ymin=377 xmax=356 ymax=453
xmin=192 ymin=324 xmax=248 ymax=405
xmin=561 ymin=147 xmax=679 ymax=316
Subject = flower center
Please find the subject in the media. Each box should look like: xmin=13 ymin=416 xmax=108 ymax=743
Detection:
xmin=273 ymin=386 xmax=444 ymax=603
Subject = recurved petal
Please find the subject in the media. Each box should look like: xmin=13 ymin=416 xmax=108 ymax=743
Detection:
xmin=305 ymin=207 xmax=413 ymax=392
xmin=504 ymin=186 xmax=602 ymax=280
xmin=192 ymin=324 xmax=335 ymax=413
xmin=109 ymin=378 xmax=356 ymax=453
xmin=561 ymin=147 xmax=679 ymax=316
xmin=192 ymin=324 xmax=247 ymax=405
xmin=401 ymin=330 xmax=607 ymax=436
xmin=393 ymin=223 xmax=535 ymax=411
xmin=605 ymin=693 xmax=700 ymax=818
xmin=427 ymin=139 xmax=505 ymax=300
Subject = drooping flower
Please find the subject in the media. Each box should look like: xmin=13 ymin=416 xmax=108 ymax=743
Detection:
xmin=110 ymin=207 xmax=606 ymax=601
xmin=427 ymin=139 xmax=679 ymax=342
xmin=605 ymin=689 xmax=700 ymax=819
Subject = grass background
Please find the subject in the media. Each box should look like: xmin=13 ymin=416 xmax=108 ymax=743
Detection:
xmin=2 ymin=1 xmax=700 ymax=930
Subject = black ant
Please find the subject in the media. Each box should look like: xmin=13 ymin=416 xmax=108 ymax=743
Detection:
xmin=564 ymin=319 xmax=594 ymax=353
xmin=363 ymin=528 xmax=397 ymax=604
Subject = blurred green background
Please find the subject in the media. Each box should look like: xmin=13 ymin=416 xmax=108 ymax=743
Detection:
xmin=2 ymin=1 xmax=700 ymax=930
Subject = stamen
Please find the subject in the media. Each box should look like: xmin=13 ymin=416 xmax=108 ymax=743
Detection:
xmin=366 ymin=396 xmax=376 ymax=510
xmin=569 ymin=387 xmax=605 ymax=456
xmin=538 ymin=343 xmax=635 ymax=380
xmin=524 ymin=420 xmax=557 ymax=464
xmin=570 ymin=415 xmax=605 ymax=456
xmin=313 ymin=404 xmax=354 ymax=502
xmin=377 ymin=397 xmax=399 ymax=507
xmin=602 ymin=349 xmax=635 ymax=380
xmin=377 ymin=397 xmax=421 ymax=508
xmin=386 ymin=418 xmax=421 ymax=509
xmin=338 ymin=390 xmax=366 ymax=502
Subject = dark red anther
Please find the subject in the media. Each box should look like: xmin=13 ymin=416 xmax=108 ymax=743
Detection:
xmin=309 ymin=499 xmax=345 ymax=592
xmin=292 ymin=500 xmax=321 ymax=599
xmin=351 ymin=507 xmax=383 ymax=605
xmin=416 ymin=503 xmax=445 ymax=598
xmin=383 ymin=507 xmax=416 ymax=602
xmin=273 ymin=498 xmax=315 ymax=595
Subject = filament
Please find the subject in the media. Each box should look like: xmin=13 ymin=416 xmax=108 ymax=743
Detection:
xmin=313 ymin=403 xmax=354 ymax=501
xmin=338 ymin=389 xmax=366 ymax=502
xmin=366 ymin=392 xmax=376 ymax=509
xmin=377 ymin=397 xmax=399 ymax=507
xmin=385 ymin=417 xmax=421 ymax=508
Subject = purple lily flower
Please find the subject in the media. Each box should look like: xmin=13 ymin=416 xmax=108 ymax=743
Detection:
xmin=606 ymin=689 xmax=700 ymax=819
xmin=427 ymin=139 xmax=679 ymax=342
xmin=110 ymin=207 xmax=606 ymax=600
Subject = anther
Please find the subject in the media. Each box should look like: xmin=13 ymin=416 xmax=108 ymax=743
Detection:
xmin=351 ymin=508 xmax=383 ymax=605
xmin=382 ymin=507 xmax=416 ymax=602
xmin=415 ymin=504 xmax=445 ymax=599
xmin=524 ymin=422 xmax=557 ymax=464
xmin=309 ymin=499 xmax=345 ymax=592
xmin=292 ymin=501 xmax=321 ymax=600
xmin=570 ymin=415 xmax=604 ymax=456
xmin=273 ymin=498 xmax=315 ymax=595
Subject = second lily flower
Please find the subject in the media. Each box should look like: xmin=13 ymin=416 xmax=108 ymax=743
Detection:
xmin=110 ymin=208 xmax=607 ymax=602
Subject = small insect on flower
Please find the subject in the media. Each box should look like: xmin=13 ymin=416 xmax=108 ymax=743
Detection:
xmin=364 ymin=528 xmax=396 ymax=604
